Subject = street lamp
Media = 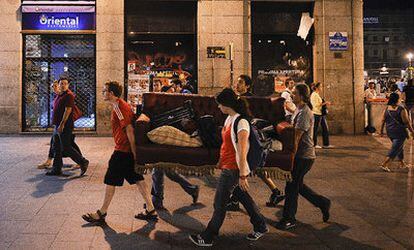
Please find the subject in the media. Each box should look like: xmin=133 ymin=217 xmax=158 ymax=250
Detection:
xmin=407 ymin=53 xmax=413 ymax=79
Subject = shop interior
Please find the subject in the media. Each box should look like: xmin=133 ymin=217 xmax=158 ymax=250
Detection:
xmin=251 ymin=1 xmax=314 ymax=93
xmin=125 ymin=0 xmax=197 ymax=113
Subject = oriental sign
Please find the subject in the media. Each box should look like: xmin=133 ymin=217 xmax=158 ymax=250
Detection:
xmin=22 ymin=3 xmax=96 ymax=32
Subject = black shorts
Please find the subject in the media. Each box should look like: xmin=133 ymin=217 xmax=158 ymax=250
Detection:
xmin=104 ymin=151 xmax=144 ymax=186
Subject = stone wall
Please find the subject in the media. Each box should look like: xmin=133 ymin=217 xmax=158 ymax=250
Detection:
xmin=197 ymin=0 xmax=251 ymax=96
xmin=96 ymin=1 xmax=124 ymax=134
xmin=0 ymin=0 xmax=21 ymax=133
xmin=313 ymin=0 xmax=365 ymax=134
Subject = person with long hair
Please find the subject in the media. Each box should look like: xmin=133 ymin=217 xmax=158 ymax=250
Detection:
xmin=310 ymin=82 xmax=333 ymax=149
xmin=189 ymin=88 xmax=268 ymax=247
xmin=227 ymin=75 xmax=284 ymax=210
xmin=379 ymin=93 xmax=414 ymax=172
xmin=276 ymin=83 xmax=331 ymax=230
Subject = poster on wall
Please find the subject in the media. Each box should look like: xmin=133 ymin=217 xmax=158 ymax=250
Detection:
xmin=127 ymin=72 xmax=150 ymax=114
xmin=329 ymin=32 xmax=348 ymax=51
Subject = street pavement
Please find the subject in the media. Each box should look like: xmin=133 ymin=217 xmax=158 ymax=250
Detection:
xmin=0 ymin=135 xmax=414 ymax=249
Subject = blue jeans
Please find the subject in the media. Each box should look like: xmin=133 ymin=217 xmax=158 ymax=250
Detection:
xmin=151 ymin=168 xmax=197 ymax=207
xmin=388 ymin=138 xmax=405 ymax=160
xmin=314 ymin=115 xmax=330 ymax=146
xmin=201 ymin=169 xmax=267 ymax=240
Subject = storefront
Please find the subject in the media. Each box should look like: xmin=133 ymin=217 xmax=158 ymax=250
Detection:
xmin=0 ymin=0 xmax=364 ymax=134
xmin=251 ymin=1 xmax=314 ymax=92
xmin=21 ymin=1 xmax=96 ymax=132
xmin=125 ymin=0 xmax=197 ymax=113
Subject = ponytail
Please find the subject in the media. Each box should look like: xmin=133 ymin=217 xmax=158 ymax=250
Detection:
xmin=295 ymin=83 xmax=313 ymax=110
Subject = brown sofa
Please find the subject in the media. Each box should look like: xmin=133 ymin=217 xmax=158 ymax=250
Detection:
xmin=135 ymin=92 xmax=296 ymax=179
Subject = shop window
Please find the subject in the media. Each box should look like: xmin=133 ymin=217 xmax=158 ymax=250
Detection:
xmin=23 ymin=34 xmax=96 ymax=132
xmin=125 ymin=1 xmax=197 ymax=113
xmin=251 ymin=2 xmax=313 ymax=92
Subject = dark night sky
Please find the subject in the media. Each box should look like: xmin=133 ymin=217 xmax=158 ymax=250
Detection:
xmin=364 ymin=0 xmax=414 ymax=9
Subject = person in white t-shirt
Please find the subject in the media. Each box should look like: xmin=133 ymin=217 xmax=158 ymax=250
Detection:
xmin=189 ymin=88 xmax=268 ymax=247
xmin=281 ymin=78 xmax=296 ymax=122
xmin=364 ymin=82 xmax=377 ymax=100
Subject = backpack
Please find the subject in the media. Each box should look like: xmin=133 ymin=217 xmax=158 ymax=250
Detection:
xmin=233 ymin=116 xmax=270 ymax=172
xmin=197 ymin=115 xmax=222 ymax=149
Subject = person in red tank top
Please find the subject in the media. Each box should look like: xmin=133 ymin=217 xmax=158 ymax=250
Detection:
xmin=189 ymin=88 xmax=268 ymax=247
xmin=82 ymin=81 xmax=158 ymax=224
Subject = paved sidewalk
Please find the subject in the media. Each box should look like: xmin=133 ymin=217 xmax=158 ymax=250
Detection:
xmin=0 ymin=135 xmax=414 ymax=249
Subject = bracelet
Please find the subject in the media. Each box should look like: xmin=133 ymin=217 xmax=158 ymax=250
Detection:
xmin=239 ymin=175 xmax=248 ymax=180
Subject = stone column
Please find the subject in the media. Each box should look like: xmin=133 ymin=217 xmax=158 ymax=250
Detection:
xmin=313 ymin=0 xmax=364 ymax=134
xmin=0 ymin=0 xmax=21 ymax=133
xmin=198 ymin=0 xmax=251 ymax=95
xmin=96 ymin=1 xmax=124 ymax=134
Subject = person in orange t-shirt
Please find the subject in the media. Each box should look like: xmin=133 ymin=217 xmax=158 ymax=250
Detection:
xmin=82 ymin=81 xmax=157 ymax=224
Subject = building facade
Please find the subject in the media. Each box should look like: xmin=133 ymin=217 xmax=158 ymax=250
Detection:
xmin=0 ymin=0 xmax=364 ymax=135
xmin=364 ymin=3 xmax=414 ymax=79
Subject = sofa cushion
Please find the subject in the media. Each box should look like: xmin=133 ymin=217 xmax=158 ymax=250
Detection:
xmin=147 ymin=126 xmax=202 ymax=148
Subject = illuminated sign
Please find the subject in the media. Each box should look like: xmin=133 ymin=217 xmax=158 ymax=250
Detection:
xmin=22 ymin=5 xmax=95 ymax=31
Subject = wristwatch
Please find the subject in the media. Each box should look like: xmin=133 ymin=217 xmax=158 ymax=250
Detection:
xmin=239 ymin=175 xmax=248 ymax=180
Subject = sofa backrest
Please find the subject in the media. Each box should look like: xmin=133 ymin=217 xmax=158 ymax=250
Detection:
xmin=142 ymin=92 xmax=286 ymax=126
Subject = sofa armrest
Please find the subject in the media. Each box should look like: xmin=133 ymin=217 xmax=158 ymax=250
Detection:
xmin=276 ymin=122 xmax=296 ymax=154
xmin=135 ymin=120 xmax=151 ymax=146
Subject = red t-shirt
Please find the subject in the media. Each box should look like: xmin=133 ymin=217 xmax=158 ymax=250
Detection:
xmin=52 ymin=90 xmax=75 ymax=129
xmin=111 ymin=98 xmax=134 ymax=152
xmin=219 ymin=125 xmax=238 ymax=170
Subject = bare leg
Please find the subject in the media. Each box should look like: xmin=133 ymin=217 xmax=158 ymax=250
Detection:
xmin=136 ymin=180 xmax=157 ymax=213
xmin=100 ymin=185 xmax=116 ymax=214
xmin=381 ymin=157 xmax=392 ymax=172
xmin=259 ymin=172 xmax=278 ymax=191
xmin=38 ymin=158 xmax=52 ymax=169
xmin=85 ymin=185 xmax=115 ymax=220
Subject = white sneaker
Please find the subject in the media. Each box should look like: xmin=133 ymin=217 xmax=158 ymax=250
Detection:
xmin=315 ymin=145 xmax=322 ymax=149
xmin=323 ymin=145 xmax=335 ymax=149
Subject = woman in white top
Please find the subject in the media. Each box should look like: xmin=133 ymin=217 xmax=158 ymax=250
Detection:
xmin=189 ymin=88 xmax=267 ymax=247
xmin=310 ymin=82 xmax=333 ymax=149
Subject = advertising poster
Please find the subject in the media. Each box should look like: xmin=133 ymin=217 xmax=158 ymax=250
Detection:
xmin=127 ymin=71 xmax=150 ymax=114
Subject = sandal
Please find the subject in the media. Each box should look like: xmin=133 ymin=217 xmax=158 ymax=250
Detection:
xmin=37 ymin=162 xmax=51 ymax=169
xmin=399 ymin=161 xmax=409 ymax=169
xmin=135 ymin=207 xmax=158 ymax=221
xmin=82 ymin=210 xmax=107 ymax=223
xmin=380 ymin=165 xmax=391 ymax=172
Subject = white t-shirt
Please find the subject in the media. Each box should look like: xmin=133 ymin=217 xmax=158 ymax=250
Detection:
xmin=224 ymin=114 xmax=251 ymax=176
xmin=281 ymin=88 xmax=296 ymax=116
xmin=364 ymin=88 xmax=377 ymax=99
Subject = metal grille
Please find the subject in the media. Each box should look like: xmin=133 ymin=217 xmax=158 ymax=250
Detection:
xmin=23 ymin=34 xmax=96 ymax=132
